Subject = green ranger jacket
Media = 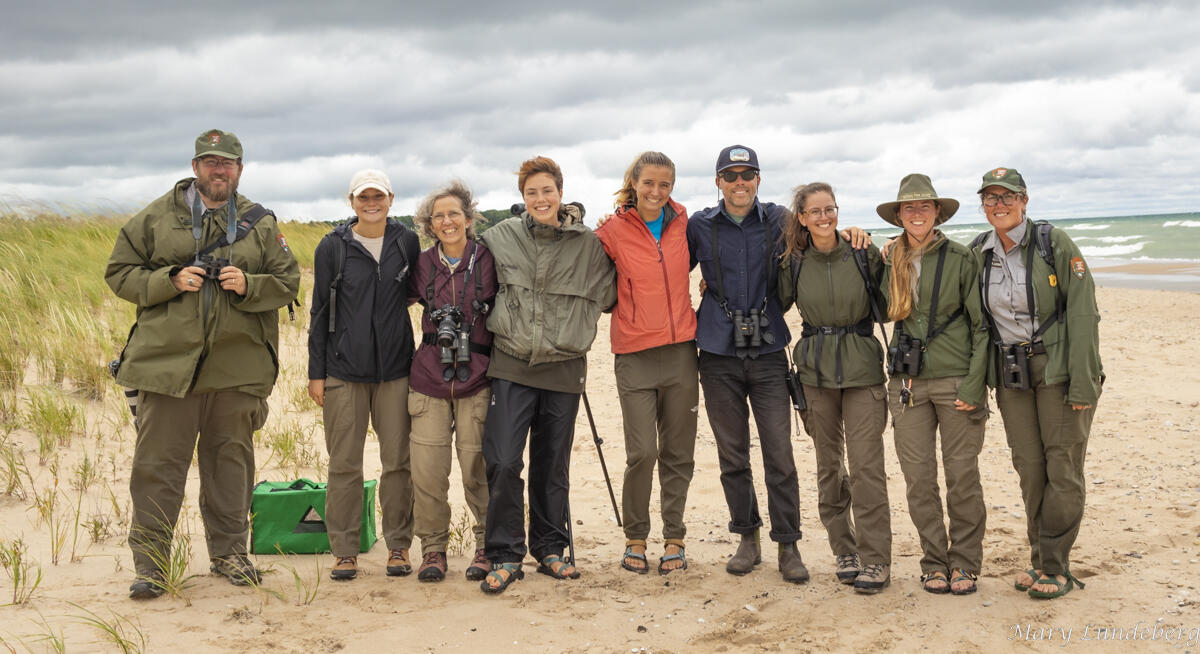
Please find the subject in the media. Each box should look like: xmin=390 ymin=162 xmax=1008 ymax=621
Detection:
xmin=778 ymin=239 xmax=887 ymax=388
xmin=480 ymin=204 xmax=616 ymax=366
xmin=105 ymin=178 xmax=301 ymax=398
xmin=971 ymin=218 xmax=1103 ymax=405
xmin=882 ymin=234 xmax=989 ymax=407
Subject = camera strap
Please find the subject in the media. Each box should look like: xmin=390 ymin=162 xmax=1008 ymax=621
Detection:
xmin=708 ymin=211 xmax=773 ymax=320
xmin=192 ymin=193 xmax=271 ymax=259
xmin=897 ymin=241 xmax=962 ymax=347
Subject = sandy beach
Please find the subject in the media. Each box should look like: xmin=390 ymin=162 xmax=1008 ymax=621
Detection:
xmin=1 ymin=277 xmax=1198 ymax=653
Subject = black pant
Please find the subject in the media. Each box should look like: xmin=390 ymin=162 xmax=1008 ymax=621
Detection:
xmin=482 ymin=379 xmax=580 ymax=563
xmin=698 ymin=349 xmax=802 ymax=543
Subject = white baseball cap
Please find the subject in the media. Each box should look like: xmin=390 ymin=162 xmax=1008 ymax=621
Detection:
xmin=349 ymin=169 xmax=393 ymax=197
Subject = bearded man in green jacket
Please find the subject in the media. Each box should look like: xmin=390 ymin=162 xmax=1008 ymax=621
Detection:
xmin=105 ymin=129 xmax=300 ymax=599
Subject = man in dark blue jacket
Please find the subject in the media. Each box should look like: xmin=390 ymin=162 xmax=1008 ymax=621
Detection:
xmin=687 ymin=145 xmax=807 ymax=583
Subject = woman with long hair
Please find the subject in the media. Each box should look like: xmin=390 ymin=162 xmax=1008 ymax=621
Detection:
xmin=778 ymin=182 xmax=891 ymax=593
xmin=595 ymin=152 xmax=697 ymax=576
xmin=877 ymin=174 xmax=988 ymax=595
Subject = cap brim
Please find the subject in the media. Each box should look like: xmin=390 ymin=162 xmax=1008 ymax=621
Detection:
xmin=717 ymin=164 xmax=760 ymax=173
xmin=977 ymin=181 xmax=1026 ymax=194
xmin=351 ymin=183 xmax=392 ymax=197
xmin=195 ymin=150 xmax=239 ymax=159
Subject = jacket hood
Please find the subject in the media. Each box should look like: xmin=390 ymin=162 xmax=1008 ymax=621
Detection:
xmin=522 ymin=201 xmax=587 ymax=233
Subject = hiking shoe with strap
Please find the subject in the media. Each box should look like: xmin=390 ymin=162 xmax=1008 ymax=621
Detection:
xmin=418 ymin=551 xmax=447 ymax=582
xmin=330 ymin=556 xmax=358 ymax=581
xmin=854 ymin=563 xmax=890 ymax=594
xmin=210 ymin=554 xmax=262 ymax=586
xmin=835 ymin=553 xmax=861 ymax=584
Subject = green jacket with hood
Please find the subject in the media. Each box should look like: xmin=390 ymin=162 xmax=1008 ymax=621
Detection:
xmin=971 ymin=218 xmax=1103 ymax=405
xmin=778 ymin=239 xmax=887 ymax=388
xmin=105 ymin=178 xmax=301 ymax=398
xmin=480 ymin=203 xmax=616 ymax=366
xmin=881 ymin=233 xmax=989 ymax=407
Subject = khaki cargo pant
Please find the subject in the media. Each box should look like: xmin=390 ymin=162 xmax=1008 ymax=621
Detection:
xmin=996 ymin=353 xmax=1096 ymax=576
xmin=889 ymin=375 xmax=988 ymax=575
xmin=128 ymin=390 xmax=267 ymax=575
xmin=801 ymin=383 xmax=891 ymax=565
xmin=408 ymin=387 xmax=489 ymax=555
xmin=615 ymin=342 xmax=698 ymax=542
xmin=322 ymin=376 xmax=413 ymax=557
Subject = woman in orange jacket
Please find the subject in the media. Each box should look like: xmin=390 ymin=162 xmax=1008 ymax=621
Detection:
xmin=595 ymin=151 xmax=698 ymax=575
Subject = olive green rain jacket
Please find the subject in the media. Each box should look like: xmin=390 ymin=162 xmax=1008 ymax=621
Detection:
xmin=105 ymin=178 xmax=301 ymax=398
xmin=480 ymin=203 xmax=616 ymax=365
xmin=972 ymin=218 xmax=1104 ymax=405
xmin=779 ymin=239 xmax=887 ymax=388
xmin=881 ymin=234 xmax=989 ymax=407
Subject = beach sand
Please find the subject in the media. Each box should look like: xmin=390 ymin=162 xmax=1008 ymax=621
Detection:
xmin=1 ymin=281 xmax=1198 ymax=653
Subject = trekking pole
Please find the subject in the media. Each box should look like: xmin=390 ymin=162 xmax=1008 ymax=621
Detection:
xmin=581 ymin=392 xmax=622 ymax=527
xmin=565 ymin=501 xmax=576 ymax=567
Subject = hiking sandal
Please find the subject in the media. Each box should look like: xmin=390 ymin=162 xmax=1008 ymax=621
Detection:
xmin=621 ymin=539 xmax=649 ymax=574
xmin=537 ymin=555 xmax=581 ymax=580
xmin=921 ymin=570 xmax=950 ymax=594
xmin=1014 ymin=568 xmax=1039 ymax=592
xmin=1028 ymin=571 xmax=1085 ymax=599
xmin=658 ymin=539 xmax=687 ymax=575
xmin=480 ymin=562 xmax=524 ymax=594
xmin=949 ymin=568 xmax=978 ymax=595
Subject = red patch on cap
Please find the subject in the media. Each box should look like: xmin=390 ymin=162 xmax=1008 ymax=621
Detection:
xmin=992 ymin=167 xmax=1007 ymax=178
xmin=1070 ymin=257 xmax=1086 ymax=278
xmin=209 ymin=133 xmax=221 ymax=145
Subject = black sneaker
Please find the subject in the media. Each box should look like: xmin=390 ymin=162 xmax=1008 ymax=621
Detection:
xmin=210 ymin=554 xmax=262 ymax=586
xmin=129 ymin=570 xmax=165 ymax=599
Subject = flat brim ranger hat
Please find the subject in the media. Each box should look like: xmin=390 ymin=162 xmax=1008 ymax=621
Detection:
xmin=875 ymin=173 xmax=959 ymax=227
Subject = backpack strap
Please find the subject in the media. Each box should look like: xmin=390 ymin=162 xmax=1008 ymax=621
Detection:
xmin=327 ymin=235 xmax=348 ymax=334
xmin=197 ymin=203 xmax=271 ymax=257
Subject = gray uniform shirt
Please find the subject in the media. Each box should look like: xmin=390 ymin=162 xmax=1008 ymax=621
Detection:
xmin=980 ymin=220 xmax=1038 ymax=344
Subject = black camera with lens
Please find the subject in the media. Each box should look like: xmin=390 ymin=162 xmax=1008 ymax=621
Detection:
xmin=887 ymin=332 xmax=924 ymax=377
xmin=1000 ymin=344 xmax=1032 ymax=390
xmin=430 ymin=305 xmax=472 ymax=382
xmin=732 ymin=308 xmax=774 ymax=356
xmin=190 ymin=254 xmax=231 ymax=280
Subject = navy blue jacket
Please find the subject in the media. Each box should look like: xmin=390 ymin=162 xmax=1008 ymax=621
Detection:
xmin=307 ymin=218 xmax=421 ymax=382
xmin=687 ymin=199 xmax=790 ymax=357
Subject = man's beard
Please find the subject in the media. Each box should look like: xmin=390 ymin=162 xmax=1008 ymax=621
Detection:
xmin=197 ymin=175 xmax=238 ymax=204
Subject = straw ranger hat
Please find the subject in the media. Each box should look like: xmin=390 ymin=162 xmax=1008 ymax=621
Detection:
xmin=875 ymin=173 xmax=959 ymax=227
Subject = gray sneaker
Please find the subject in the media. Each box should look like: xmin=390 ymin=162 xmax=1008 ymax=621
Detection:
xmin=854 ymin=563 xmax=890 ymax=594
xmin=129 ymin=570 xmax=165 ymax=599
xmin=835 ymin=553 xmax=861 ymax=585
xmin=210 ymin=554 xmax=262 ymax=586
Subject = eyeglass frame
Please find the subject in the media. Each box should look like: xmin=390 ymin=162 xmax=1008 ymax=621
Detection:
xmin=980 ymin=192 xmax=1026 ymax=207
xmin=803 ymin=206 xmax=839 ymax=219
xmin=719 ymin=170 xmax=759 ymax=183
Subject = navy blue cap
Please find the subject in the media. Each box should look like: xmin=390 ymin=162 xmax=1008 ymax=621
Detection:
xmin=716 ymin=145 xmax=759 ymax=173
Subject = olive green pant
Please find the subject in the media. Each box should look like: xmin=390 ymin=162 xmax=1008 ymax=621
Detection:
xmin=801 ymin=384 xmax=891 ymax=565
xmin=408 ymin=388 xmax=489 ymax=555
xmin=996 ymin=353 xmax=1096 ymax=576
xmin=322 ymin=376 xmax=413 ymax=557
xmin=615 ymin=342 xmax=698 ymax=542
xmin=889 ymin=376 xmax=988 ymax=575
xmin=128 ymin=390 xmax=267 ymax=575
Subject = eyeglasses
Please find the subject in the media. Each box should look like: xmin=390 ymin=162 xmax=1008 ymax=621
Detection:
xmin=720 ymin=170 xmax=758 ymax=183
xmin=981 ymin=192 xmax=1024 ymax=207
xmin=197 ymin=157 xmax=239 ymax=170
xmin=431 ymin=210 xmax=465 ymax=224
xmin=804 ymin=206 xmax=838 ymax=219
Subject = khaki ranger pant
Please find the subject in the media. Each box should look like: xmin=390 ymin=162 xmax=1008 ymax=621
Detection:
xmin=408 ymin=387 xmax=490 ymax=555
xmin=128 ymin=390 xmax=267 ymax=575
xmin=615 ymin=342 xmax=698 ymax=542
xmin=801 ymin=384 xmax=891 ymax=565
xmin=996 ymin=353 xmax=1096 ymax=576
xmin=322 ymin=376 xmax=413 ymax=557
xmin=889 ymin=376 xmax=988 ymax=575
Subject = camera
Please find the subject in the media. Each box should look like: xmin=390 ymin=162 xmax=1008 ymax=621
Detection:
xmin=430 ymin=305 xmax=471 ymax=382
xmin=190 ymin=254 xmax=231 ymax=280
xmin=887 ymin=332 xmax=924 ymax=377
xmin=732 ymin=308 xmax=774 ymax=357
xmin=1000 ymin=344 xmax=1032 ymax=390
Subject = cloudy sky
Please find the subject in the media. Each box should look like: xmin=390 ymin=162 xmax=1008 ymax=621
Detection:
xmin=2 ymin=1 xmax=1198 ymax=229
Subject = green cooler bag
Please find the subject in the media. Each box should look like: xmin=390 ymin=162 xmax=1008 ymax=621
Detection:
xmin=250 ymin=478 xmax=377 ymax=554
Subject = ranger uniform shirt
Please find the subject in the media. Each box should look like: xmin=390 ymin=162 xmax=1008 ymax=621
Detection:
xmin=978 ymin=220 xmax=1039 ymax=345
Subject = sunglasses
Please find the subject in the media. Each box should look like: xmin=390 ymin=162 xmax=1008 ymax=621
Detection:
xmin=720 ymin=170 xmax=758 ymax=183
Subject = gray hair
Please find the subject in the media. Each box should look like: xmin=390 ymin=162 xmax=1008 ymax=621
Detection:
xmin=412 ymin=179 xmax=484 ymax=240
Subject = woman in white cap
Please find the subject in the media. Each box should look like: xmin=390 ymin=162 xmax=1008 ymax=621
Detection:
xmin=308 ymin=169 xmax=421 ymax=581
xmin=877 ymin=174 xmax=988 ymax=595
xmin=969 ymin=167 xmax=1102 ymax=600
